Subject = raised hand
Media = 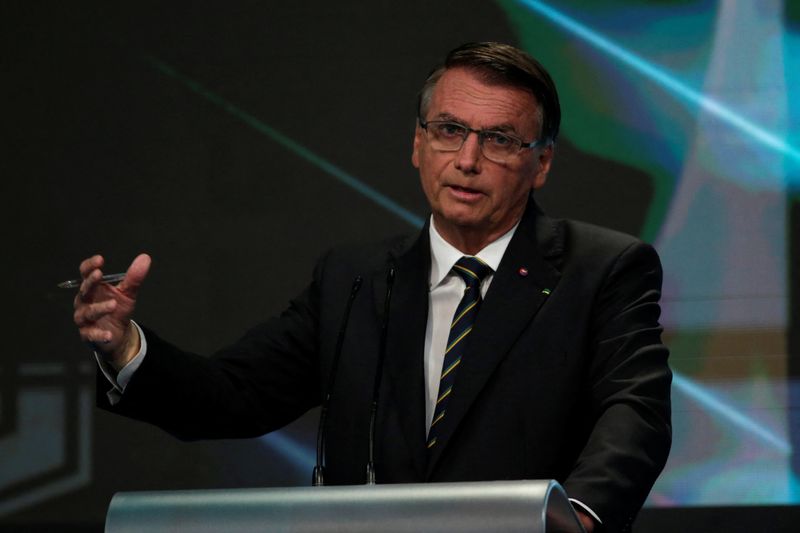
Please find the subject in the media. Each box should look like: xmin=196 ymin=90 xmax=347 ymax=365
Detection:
xmin=73 ymin=253 xmax=151 ymax=370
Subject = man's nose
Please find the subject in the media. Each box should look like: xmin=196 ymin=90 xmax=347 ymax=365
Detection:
xmin=454 ymin=131 xmax=482 ymax=174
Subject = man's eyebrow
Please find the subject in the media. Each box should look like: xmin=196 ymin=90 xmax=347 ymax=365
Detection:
xmin=485 ymin=123 xmax=518 ymax=134
xmin=433 ymin=112 xmax=462 ymax=122
xmin=432 ymin=113 xmax=521 ymax=135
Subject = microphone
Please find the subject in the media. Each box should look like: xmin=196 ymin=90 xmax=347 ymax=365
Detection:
xmin=312 ymin=275 xmax=363 ymax=487
xmin=365 ymin=266 xmax=396 ymax=484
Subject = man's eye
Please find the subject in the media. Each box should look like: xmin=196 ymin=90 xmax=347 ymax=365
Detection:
xmin=436 ymin=123 xmax=466 ymax=137
xmin=484 ymin=132 xmax=513 ymax=146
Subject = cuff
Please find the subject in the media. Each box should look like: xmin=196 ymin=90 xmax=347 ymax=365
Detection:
xmin=569 ymin=498 xmax=602 ymax=525
xmin=94 ymin=320 xmax=148 ymax=405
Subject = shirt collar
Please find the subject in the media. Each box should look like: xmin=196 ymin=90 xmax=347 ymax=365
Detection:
xmin=428 ymin=216 xmax=520 ymax=289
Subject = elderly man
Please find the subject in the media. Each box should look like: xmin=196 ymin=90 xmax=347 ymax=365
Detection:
xmin=73 ymin=42 xmax=671 ymax=533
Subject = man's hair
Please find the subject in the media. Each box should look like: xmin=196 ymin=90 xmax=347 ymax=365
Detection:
xmin=418 ymin=42 xmax=561 ymax=144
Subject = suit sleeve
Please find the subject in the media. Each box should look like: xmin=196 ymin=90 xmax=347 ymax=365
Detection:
xmin=562 ymin=241 xmax=672 ymax=533
xmin=96 ymin=256 xmax=327 ymax=441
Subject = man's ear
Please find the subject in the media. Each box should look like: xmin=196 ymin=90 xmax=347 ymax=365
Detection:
xmin=532 ymin=144 xmax=554 ymax=189
xmin=411 ymin=125 xmax=423 ymax=169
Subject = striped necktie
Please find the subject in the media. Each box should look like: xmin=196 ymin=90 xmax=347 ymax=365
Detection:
xmin=427 ymin=255 xmax=493 ymax=450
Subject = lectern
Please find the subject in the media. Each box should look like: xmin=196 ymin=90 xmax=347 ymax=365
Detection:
xmin=105 ymin=479 xmax=584 ymax=532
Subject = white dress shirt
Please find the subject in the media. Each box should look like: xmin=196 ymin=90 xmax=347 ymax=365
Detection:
xmin=423 ymin=216 xmax=518 ymax=431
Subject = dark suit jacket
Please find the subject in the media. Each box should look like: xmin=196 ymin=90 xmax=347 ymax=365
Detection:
xmin=100 ymin=201 xmax=671 ymax=533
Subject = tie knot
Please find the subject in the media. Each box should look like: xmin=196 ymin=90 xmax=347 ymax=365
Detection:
xmin=453 ymin=256 xmax=493 ymax=287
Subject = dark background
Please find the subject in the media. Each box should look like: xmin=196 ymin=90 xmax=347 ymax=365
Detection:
xmin=2 ymin=1 xmax=798 ymax=531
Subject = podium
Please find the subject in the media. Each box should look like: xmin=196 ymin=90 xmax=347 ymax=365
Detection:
xmin=105 ymin=479 xmax=584 ymax=532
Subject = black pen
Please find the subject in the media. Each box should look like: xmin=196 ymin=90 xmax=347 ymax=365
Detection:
xmin=57 ymin=273 xmax=126 ymax=289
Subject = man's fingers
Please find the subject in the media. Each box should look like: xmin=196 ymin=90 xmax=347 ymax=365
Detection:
xmin=117 ymin=253 xmax=151 ymax=298
xmin=77 ymin=268 xmax=103 ymax=302
xmin=79 ymin=255 xmax=104 ymax=278
xmin=74 ymin=299 xmax=117 ymax=326
xmin=76 ymin=253 xmax=150 ymax=300
xmin=79 ymin=325 xmax=114 ymax=345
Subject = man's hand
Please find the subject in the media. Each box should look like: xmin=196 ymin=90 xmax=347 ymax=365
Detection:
xmin=73 ymin=253 xmax=151 ymax=371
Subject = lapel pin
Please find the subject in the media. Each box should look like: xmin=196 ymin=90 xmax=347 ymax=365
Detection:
xmin=542 ymin=288 xmax=551 ymax=296
xmin=518 ymin=267 xmax=529 ymax=277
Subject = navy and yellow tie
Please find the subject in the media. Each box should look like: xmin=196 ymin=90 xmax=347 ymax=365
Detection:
xmin=427 ymin=256 xmax=493 ymax=449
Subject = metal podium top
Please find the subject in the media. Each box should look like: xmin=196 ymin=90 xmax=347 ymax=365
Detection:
xmin=106 ymin=479 xmax=584 ymax=533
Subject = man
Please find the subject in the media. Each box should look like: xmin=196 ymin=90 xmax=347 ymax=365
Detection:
xmin=73 ymin=42 xmax=671 ymax=533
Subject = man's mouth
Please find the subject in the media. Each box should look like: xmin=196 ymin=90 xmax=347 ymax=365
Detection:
xmin=446 ymin=184 xmax=484 ymax=201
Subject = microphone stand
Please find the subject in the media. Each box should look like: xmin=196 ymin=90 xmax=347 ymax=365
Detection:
xmin=366 ymin=266 xmax=395 ymax=484
xmin=312 ymin=276 xmax=362 ymax=486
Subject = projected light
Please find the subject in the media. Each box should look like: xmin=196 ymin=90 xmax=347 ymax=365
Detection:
xmin=516 ymin=0 xmax=800 ymax=183
xmin=495 ymin=0 xmax=800 ymax=507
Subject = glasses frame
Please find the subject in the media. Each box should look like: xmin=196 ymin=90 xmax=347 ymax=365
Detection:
xmin=418 ymin=118 xmax=544 ymax=163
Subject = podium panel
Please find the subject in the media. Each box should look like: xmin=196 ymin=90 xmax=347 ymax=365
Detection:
xmin=105 ymin=479 xmax=583 ymax=532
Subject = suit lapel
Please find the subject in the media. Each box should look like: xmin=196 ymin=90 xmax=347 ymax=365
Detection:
xmin=375 ymin=227 xmax=430 ymax=479
xmin=425 ymin=201 xmax=563 ymax=477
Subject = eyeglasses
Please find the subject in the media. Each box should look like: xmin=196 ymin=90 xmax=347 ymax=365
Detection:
xmin=418 ymin=119 xmax=544 ymax=163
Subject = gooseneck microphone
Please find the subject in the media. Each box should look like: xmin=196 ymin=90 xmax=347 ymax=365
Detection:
xmin=312 ymin=276 xmax=363 ymax=487
xmin=366 ymin=266 xmax=396 ymax=484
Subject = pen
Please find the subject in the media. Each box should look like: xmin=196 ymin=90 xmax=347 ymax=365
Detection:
xmin=57 ymin=273 xmax=126 ymax=289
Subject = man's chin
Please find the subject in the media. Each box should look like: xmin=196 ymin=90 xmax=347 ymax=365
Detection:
xmin=434 ymin=211 xmax=488 ymax=231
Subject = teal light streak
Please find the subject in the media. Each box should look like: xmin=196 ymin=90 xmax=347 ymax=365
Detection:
xmin=673 ymin=371 xmax=791 ymax=454
xmin=146 ymin=57 xmax=425 ymax=228
xmin=259 ymin=432 xmax=315 ymax=471
xmin=517 ymin=0 xmax=800 ymax=165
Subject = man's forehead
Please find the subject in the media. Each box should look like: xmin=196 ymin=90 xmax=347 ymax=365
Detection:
xmin=429 ymin=68 xmax=539 ymax=129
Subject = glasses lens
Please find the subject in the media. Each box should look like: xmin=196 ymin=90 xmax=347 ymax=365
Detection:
xmin=428 ymin=122 xmax=467 ymax=150
xmin=479 ymin=131 xmax=519 ymax=162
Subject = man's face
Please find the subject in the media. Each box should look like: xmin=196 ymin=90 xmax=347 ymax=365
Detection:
xmin=412 ymin=67 xmax=552 ymax=250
